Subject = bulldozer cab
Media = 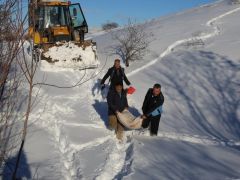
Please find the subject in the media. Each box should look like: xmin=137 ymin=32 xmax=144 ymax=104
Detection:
xmin=39 ymin=6 xmax=69 ymax=28
xmin=69 ymin=3 xmax=88 ymax=32
xmin=69 ymin=3 xmax=88 ymax=42
xmin=30 ymin=1 xmax=88 ymax=44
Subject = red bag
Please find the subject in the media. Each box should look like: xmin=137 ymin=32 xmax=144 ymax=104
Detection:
xmin=127 ymin=86 xmax=136 ymax=94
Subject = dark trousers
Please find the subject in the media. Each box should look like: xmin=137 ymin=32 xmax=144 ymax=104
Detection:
xmin=142 ymin=115 xmax=161 ymax=135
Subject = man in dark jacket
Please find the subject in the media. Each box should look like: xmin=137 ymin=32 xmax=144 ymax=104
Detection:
xmin=142 ymin=84 xmax=164 ymax=136
xmin=101 ymin=59 xmax=131 ymax=90
xmin=107 ymin=83 xmax=128 ymax=140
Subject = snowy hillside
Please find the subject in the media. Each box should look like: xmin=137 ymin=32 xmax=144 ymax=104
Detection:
xmin=3 ymin=0 xmax=240 ymax=179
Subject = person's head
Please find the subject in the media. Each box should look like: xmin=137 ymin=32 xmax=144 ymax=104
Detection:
xmin=153 ymin=83 xmax=161 ymax=96
xmin=114 ymin=59 xmax=121 ymax=69
xmin=73 ymin=8 xmax=77 ymax=17
xmin=51 ymin=8 xmax=57 ymax=16
xmin=115 ymin=82 xmax=123 ymax=93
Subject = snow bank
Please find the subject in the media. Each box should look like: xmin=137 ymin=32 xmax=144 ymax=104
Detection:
xmin=42 ymin=42 xmax=99 ymax=71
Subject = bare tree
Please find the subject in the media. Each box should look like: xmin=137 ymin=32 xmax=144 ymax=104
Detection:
xmin=111 ymin=19 xmax=152 ymax=67
xmin=0 ymin=0 xmax=24 ymax=167
xmin=0 ymin=0 xmax=38 ymax=179
xmin=12 ymin=41 xmax=38 ymax=180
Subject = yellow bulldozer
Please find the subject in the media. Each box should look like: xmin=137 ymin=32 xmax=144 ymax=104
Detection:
xmin=28 ymin=0 xmax=98 ymax=69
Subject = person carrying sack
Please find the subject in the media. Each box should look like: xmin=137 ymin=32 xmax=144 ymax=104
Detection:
xmin=141 ymin=84 xmax=164 ymax=136
xmin=107 ymin=83 xmax=129 ymax=141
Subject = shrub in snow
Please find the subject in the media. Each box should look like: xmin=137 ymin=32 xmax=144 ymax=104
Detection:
xmin=102 ymin=22 xmax=119 ymax=31
xmin=231 ymin=0 xmax=240 ymax=4
xmin=111 ymin=19 xmax=152 ymax=67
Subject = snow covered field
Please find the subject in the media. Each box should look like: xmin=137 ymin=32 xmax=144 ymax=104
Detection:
xmin=3 ymin=0 xmax=240 ymax=179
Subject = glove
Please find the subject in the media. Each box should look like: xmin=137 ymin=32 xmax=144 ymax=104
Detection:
xmin=101 ymin=84 xmax=105 ymax=90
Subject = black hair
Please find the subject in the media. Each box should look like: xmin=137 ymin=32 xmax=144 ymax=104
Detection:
xmin=153 ymin=83 xmax=161 ymax=89
xmin=115 ymin=82 xmax=123 ymax=87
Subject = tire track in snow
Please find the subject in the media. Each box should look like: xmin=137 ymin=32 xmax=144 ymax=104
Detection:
xmin=80 ymin=78 xmax=135 ymax=179
xmin=127 ymin=6 xmax=240 ymax=77
xmin=31 ymin=74 xmax=112 ymax=179
xmin=69 ymin=135 xmax=112 ymax=152
xmin=132 ymin=131 xmax=240 ymax=147
xmin=90 ymin=84 xmax=127 ymax=180
xmin=49 ymin=77 xmax=112 ymax=179
xmin=31 ymin=98 xmax=84 ymax=180
xmin=95 ymin=137 xmax=134 ymax=180
xmin=38 ymin=76 xmax=110 ymax=179
xmin=31 ymin=95 xmax=78 ymax=179
xmin=62 ymin=122 xmax=105 ymax=129
xmin=90 ymin=83 xmax=136 ymax=180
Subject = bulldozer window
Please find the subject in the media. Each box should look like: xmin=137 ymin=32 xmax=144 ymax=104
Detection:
xmin=69 ymin=4 xmax=86 ymax=28
xmin=41 ymin=6 xmax=69 ymax=28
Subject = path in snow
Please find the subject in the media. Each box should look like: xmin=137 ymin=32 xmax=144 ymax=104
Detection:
xmin=31 ymin=73 xmax=113 ymax=179
xmin=127 ymin=6 xmax=240 ymax=77
xmin=132 ymin=131 xmax=240 ymax=147
xmin=31 ymin=72 xmax=136 ymax=179
xmin=90 ymin=84 xmax=135 ymax=180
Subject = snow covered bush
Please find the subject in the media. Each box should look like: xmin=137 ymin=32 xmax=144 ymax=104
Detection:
xmin=231 ymin=0 xmax=240 ymax=4
xmin=102 ymin=21 xmax=119 ymax=31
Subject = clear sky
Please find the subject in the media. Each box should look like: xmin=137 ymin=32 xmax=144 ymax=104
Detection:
xmin=72 ymin=0 xmax=217 ymax=28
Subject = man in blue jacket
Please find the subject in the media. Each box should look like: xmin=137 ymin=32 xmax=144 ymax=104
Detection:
xmin=142 ymin=84 xmax=164 ymax=136
xmin=107 ymin=82 xmax=129 ymax=140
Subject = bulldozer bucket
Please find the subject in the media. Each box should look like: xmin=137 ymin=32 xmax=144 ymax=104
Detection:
xmin=38 ymin=40 xmax=99 ymax=70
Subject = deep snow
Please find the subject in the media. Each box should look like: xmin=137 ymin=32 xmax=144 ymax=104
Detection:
xmin=41 ymin=42 xmax=99 ymax=71
xmin=2 ymin=0 xmax=240 ymax=179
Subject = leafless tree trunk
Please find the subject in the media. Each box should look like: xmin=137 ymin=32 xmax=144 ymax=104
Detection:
xmin=0 ymin=0 xmax=37 ymax=179
xmin=0 ymin=0 xmax=24 ymax=167
xmin=12 ymin=40 xmax=38 ymax=179
xmin=111 ymin=19 xmax=152 ymax=67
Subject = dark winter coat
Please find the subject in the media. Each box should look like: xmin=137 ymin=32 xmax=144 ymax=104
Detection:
xmin=142 ymin=88 xmax=164 ymax=118
xmin=107 ymin=89 xmax=129 ymax=116
xmin=101 ymin=67 xmax=131 ymax=89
